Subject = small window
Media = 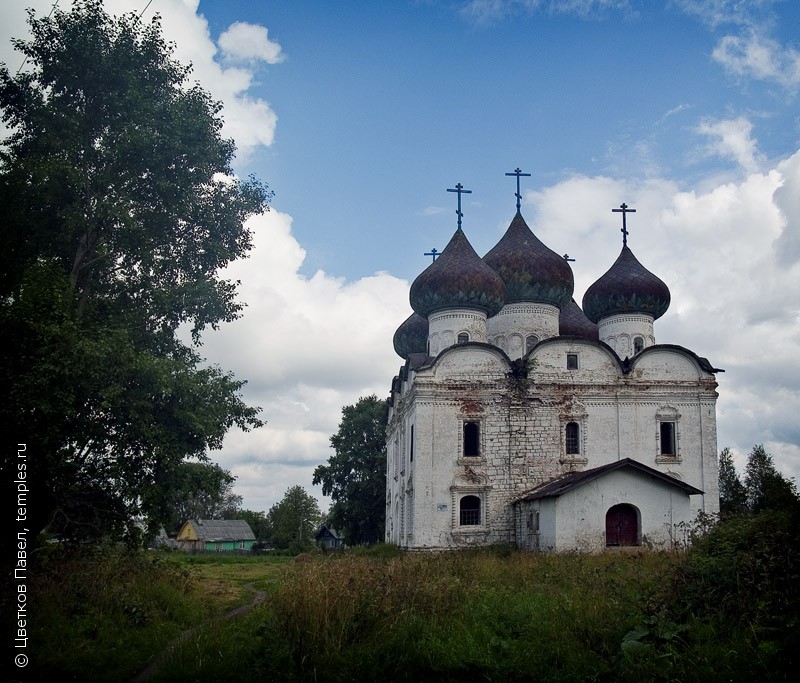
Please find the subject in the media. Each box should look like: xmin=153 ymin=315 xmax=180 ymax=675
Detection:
xmin=409 ymin=425 xmax=415 ymax=462
xmin=633 ymin=336 xmax=644 ymax=354
xmin=215 ymin=542 xmax=223 ymax=552
xmin=459 ymin=495 xmax=481 ymax=525
xmin=565 ymin=422 xmax=580 ymax=455
xmin=660 ymin=422 xmax=676 ymax=456
xmin=567 ymin=353 xmax=579 ymax=370
xmin=239 ymin=541 xmax=245 ymax=550
xmin=526 ymin=335 xmax=539 ymax=353
xmin=463 ymin=421 xmax=480 ymax=457
xmin=457 ymin=332 xmax=469 ymax=344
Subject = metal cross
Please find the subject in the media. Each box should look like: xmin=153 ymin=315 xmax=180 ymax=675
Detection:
xmin=563 ymin=254 xmax=575 ymax=262
xmin=424 ymin=248 xmax=440 ymax=262
xmin=505 ymin=168 xmax=531 ymax=212
xmin=447 ymin=183 xmax=472 ymax=230
xmin=612 ymin=203 xmax=636 ymax=247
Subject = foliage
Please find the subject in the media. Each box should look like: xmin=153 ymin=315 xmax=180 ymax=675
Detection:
xmin=718 ymin=446 xmax=748 ymax=516
xmin=313 ymin=395 xmax=388 ymax=545
xmin=0 ymin=0 xmax=270 ymax=544
xmin=143 ymin=461 xmax=242 ymax=534
xmin=743 ymin=444 xmax=799 ymax=513
xmin=265 ymin=485 xmax=321 ymax=552
xmin=234 ymin=508 xmax=270 ymax=542
xmin=24 ymin=544 xmax=210 ymax=682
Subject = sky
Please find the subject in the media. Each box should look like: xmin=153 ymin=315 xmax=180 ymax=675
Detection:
xmin=2 ymin=0 xmax=800 ymax=516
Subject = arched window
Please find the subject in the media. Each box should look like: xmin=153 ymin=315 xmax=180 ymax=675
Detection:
xmin=633 ymin=336 xmax=644 ymax=354
xmin=605 ymin=504 xmax=639 ymax=547
xmin=459 ymin=495 xmax=481 ymax=525
xmin=565 ymin=422 xmax=580 ymax=455
xmin=457 ymin=332 xmax=469 ymax=344
xmin=463 ymin=421 xmax=480 ymax=457
xmin=525 ymin=335 xmax=539 ymax=353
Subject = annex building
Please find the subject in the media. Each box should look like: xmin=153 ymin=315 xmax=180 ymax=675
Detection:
xmin=385 ymin=178 xmax=721 ymax=552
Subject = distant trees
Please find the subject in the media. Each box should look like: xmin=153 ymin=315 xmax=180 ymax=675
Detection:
xmin=143 ymin=461 xmax=242 ymax=533
xmin=0 ymin=0 xmax=269 ymax=544
xmin=719 ymin=444 xmax=798 ymax=516
xmin=313 ymin=395 xmax=387 ymax=546
xmin=265 ymin=485 xmax=321 ymax=553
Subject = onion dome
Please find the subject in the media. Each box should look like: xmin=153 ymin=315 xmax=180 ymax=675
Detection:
xmin=393 ymin=312 xmax=429 ymax=359
xmin=559 ymin=298 xmax=599 ymax=341
xmin=582 ymin=245 xmax=671 ymax=324
xmin=410 ymin=228 xmax=506 ymax=318
xmin=482 ymin=212 xmax=574 ymax=309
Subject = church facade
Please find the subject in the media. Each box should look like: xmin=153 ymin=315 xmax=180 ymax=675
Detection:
xmin=385 ymin=186 xmax=721 ymax=552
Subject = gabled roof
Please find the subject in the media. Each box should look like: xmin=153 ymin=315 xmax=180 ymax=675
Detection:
xmin=183 ymin=519 xmax=255 ymax=542
xmin=515 ymin=458 xmax=703 ymax=502
xmin=314 ymin=525 xmax=342 ymax=540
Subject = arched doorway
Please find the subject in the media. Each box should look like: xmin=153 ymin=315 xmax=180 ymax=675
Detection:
xmin=605 ymin=504 xmax=639 ymax=547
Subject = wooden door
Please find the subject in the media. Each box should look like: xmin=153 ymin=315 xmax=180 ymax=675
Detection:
xmin=605 ymin=504 xmax=639 ymax=546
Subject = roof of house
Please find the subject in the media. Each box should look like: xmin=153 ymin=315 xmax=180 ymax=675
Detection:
xmin=514 ymin=457 xmax=703 ymax=502
xmin=184 ymin=519 xmax=255 ymax=542
xmin=314 ymin=525 xmax=342 ymax=540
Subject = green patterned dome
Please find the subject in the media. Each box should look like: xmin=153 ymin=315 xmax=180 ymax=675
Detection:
xmin=483 ymin=212 xmax=574 ymax=309
xmin=410 ymin=228 xmax=506 ymax=318
xmin=393 ymin=312 xmax=429 ymax=359
xmin=582 ymin=245 xmax=671 ymax=324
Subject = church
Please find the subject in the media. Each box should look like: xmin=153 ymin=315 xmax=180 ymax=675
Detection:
xmin=385 ymin=174 xmax=721 ymax=552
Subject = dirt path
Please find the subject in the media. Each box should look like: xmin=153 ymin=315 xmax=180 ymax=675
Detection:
xmin=130 ymin=583 xmax=267 ymax=683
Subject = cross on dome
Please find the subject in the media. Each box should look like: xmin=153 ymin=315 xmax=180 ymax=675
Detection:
xmin=505 ymin=167 xmax=531 ymax=212
xmin=447 ymin=183 xmax=472 ymax=230
xmin=612 ymin=203 xmax=636 ymax=247
xmin=424 ymin=248 xmax=440 ymax=262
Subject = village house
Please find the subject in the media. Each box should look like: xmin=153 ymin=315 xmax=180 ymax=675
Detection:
xmin=386 ymin=179 xmax=721 ymax=552
xmin=176 ymin=519 xmax=256 ymax=552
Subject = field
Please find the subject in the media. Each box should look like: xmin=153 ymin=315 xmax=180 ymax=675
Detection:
xmin=20 ymin=521 xmax=798 ymax=682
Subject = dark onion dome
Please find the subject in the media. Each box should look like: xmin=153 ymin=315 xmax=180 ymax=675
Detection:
xmin=559 ymin=298 xmax=599 ymax=341
xmin=482 ymin=211 xmax=574 ymax=309
xmin=393 ymin=312 xmax=429 ymax=359
xmin=582 ymin=245 xmax=671 ymax=324
xmin=410 ymin=228 xmax=506 ymax=318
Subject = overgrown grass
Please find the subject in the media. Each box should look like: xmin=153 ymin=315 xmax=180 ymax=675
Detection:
xmin=24 ymin=515 xmax=800 ymax=682
xmin=23 ymin=545 xmax=290 ymax=682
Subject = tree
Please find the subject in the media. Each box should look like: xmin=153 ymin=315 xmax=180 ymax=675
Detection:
xmin=718 ymin=447 xmax=748 ymax=516
xmin=0 ymin=0 xmax=270 ymax=544
xmin=265 ymin=486 xmax=321 ymax=552
xmin=313 ymin=395 xmax=387 ymax=545
xmin=233 ymin=509 xmax=270 ymax=543
xmin=744 ymin=444 xmax=798 ymax=513
xmin=143 ymin=461 xmax=242 ymax=533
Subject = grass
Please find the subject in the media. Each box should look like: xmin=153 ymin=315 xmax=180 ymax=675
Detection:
xmin=24 ymin=521 xmax=800 ymax=682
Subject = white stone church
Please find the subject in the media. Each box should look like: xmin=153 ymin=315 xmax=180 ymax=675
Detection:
xmin=385 ymin=184 xmax=721 ymax=552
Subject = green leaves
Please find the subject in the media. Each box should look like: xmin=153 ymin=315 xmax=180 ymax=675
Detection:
xmin=313 ymin=396 xmax=387 ymax=546
xmin=0 ymin=0 xmax=268 ymax=544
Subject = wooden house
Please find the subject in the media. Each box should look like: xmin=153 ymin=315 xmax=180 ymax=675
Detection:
xmin=315 ymin=525 xmax=344 ymax=550
xmin=176 ymin=519 xmax=255 ymax=552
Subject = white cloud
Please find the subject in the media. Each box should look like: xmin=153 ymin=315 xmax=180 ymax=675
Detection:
xmin=218 ymin=22 xmax=284 ymax=65
xmin=198 ymin=208 xmax=410 ymax=512
xmin=713 ymin=32 xmax=800 ymax=90
xmin=695 ymin=116 xmax=764 ymax=174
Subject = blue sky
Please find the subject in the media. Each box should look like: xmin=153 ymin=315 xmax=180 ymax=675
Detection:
xmin=3 ymin=0 xmax=800 ymax=515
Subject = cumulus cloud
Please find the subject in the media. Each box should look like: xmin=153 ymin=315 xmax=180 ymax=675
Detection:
xmin=198 ymin=209 xmax=410 ymax=512
xmin=218 ymin=22 xmax=285 ymax=65
xmin=695 ymin=116 xmax=764 ymax=174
